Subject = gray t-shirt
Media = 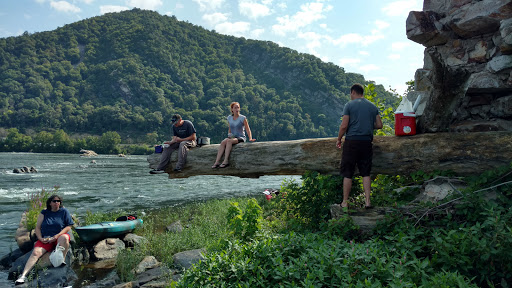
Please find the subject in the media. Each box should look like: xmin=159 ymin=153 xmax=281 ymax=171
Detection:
xmin=342 ymin=98 xmax=380 ymax=141
xmin=173 ymin=120 xmax=196 ymax=139
xmin=228 ymin=114 xmax=246 ymax=141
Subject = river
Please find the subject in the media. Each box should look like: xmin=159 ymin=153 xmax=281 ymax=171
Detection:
xmin=0 ymin=152 xmax=300 ymax=286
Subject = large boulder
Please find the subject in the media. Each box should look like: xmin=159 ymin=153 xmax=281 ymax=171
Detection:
xmin=405 ymin=0 xmax=512 ymax=133
xmin=93 ymin=238 xmax=125 ymax=260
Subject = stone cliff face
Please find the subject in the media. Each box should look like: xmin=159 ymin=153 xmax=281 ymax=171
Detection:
xmin=406 ymin=0 xmax=512 ymax=133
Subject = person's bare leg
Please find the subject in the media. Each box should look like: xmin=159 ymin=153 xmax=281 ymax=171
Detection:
xmin=341 ymin=177 xmax=352 ymax=208
xmin=18 ymin=247 xmax=45 ymax=279
xmin=58 ymin=235 xmax=70 ymax=262
xmin=363 ymin=176 xmax=371 ymax=207
xmin=222 ymin=139 xmax=237 ymax=165
xmin=213 ymin=140 xmax=227 ymax=167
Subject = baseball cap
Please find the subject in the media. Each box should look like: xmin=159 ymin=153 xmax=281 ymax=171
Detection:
xmin=171 ymin=114 xmax=181 ymax=123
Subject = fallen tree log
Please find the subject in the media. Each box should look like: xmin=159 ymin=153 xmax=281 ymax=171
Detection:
xmin=147 ymin=131 xmax=512 ymax=178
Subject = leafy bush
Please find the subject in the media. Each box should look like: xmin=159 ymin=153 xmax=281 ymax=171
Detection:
xmin=276 ymin=171 xmax=343 ymax=227
xmin=177 ymin=232 xmax=477 ymax=288
xmin=25 ymin=186 xmax=57 ymax=230
xmin=227 ymin=198 xmax=263 ymax=241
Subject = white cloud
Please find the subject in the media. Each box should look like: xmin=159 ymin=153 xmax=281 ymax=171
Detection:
xmin=251 ymin=28 xmax=265 ymax=38
xmin=298 ymin=31 xmax=323 ymax=54
xmin=374 ymin=20 xmax=390 ymax=31
xmin=332 ymin=33 xmax=364 ymax=47
xmin=319 ymin=23 xmax=327 ymax=29
xmin=388 ymin=54 xmax=401 ymax=60
xmin=272 ymin=1 xmax=333 ymax=36
xmin=100 ymin=5 xmax=130 ymax=14
xmin=359 ymin=51 xmax=370 ymax=56
xmin=50 ymin=1 xmax=81 ymax=13
xmin=203 ymin=13 xmax=229 ymax=26
xmin=35 ymin=0 xmax=46 ymax=3
xmin=165 ymin=11 xmax=173 ymax=16
xmin=359 ymin=64 xmax=380 ymax=73
xmin=215 ymin=21 xmax=251 ymax=37
xmin=382 ymin=0 xmax=421 ymax=17
xmin=24 ymin=14 xmax=32 ymax=19
xmin=391 ymin=41 xmax=411 ymax=51
xmin=127 ymin=0 xmax=163 ymax=10
xmin=192 ymin=0 xmax=224 ymax=11
xmin=81 ymin=0 xmax=94 ymax=4
xmin=338 ymin=58 xmax=361 ymax=67
xmin=239 ymin=1 xmax=271 ymax=19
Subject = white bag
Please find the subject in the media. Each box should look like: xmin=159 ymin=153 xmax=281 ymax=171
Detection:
xmin=49 ymin=243 xmax=65 ymax=267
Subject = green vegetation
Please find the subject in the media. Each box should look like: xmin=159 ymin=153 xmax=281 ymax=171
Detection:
xmin=25 ymin=186 xmax=56 ymax=230
xmin=78 ymin=164 xmax=512 ymax=287
xmin=0 ymin=128 xmax=152 ymax=154
xmin=0 ymin=9 xmax=399 ymax=146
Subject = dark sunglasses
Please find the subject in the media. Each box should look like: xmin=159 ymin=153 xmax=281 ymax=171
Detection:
xmin=52 ymin=200 xmax=61 ymax=203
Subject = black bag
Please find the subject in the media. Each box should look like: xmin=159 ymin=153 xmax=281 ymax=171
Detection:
xmin=116 ymin=215 xmax=137 ymax=221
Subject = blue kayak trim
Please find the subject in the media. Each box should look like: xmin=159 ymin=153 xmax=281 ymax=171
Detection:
xmin=75 ymin=219 xmax=143 ymax=243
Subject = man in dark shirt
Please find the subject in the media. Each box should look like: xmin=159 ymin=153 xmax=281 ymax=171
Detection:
xmin=336 ymin=84 xmax=383 ymax=210
xmin=150 ymin=114 xmax=196 ymax=174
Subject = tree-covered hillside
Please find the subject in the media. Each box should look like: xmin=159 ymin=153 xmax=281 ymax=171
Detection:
xmin=0 ymin=9 xmax=398 ymax=144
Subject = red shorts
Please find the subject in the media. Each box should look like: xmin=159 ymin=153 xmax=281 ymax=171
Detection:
xmin=34 ymin=233 xmax=70 ymax=252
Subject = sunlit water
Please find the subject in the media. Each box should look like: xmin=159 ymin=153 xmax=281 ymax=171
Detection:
xmin=0 ymin=152 xmax=300 ymax=286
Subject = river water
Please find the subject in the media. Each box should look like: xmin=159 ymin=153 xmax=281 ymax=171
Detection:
xmin=0 ymin=152 xmax=299 ymax=286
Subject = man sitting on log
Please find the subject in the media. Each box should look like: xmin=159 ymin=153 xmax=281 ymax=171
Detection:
xmin=150 ymin=114 xmax=197 ymax=174
xmin=336 ymin=84 xmax=383 ymax=210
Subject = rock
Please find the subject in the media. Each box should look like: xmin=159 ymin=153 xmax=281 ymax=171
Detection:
xmin=135 ymin=256 xmax=160 ymax=274
xmin=13 ymin=168 xmax=20 ymax=173
xmin=136 ymin=266 xmax=171 ymax=286
xmin=0 ymin=248 xmax=24 ymax=268
xmin=75 ymin=246 xmax=90 ymax=265
xmin=166 ymin=221 xmax=183 ymax=233
xmin=118 ymin=154 xmax=126 ymax=157
xmin=414 ymin=177 xmax=467 ymax=203
xmin=8 ymin=248 xmax=74 ymax=282
xmin=91 ymin=160 xmax=97 ymax=164
xmin=15 ymin=212 xmax=37 ymax=253
xmin=93 ymin=238 xmax=125 ymax=260
xmin=88 ymin=258 xmax=117 ymax=269
xmin=486 ymin=55 xmax=512 ymax=72
xmin=30 ymin=166 xmax=37 ymax=172
xmin=172 ymin=249 xmax=204 ymax=270
xmin=113 ymin=282 xmax=135 ymax=288
xmin=80 ymin=149 xmax=98 ymax=157
xmin=406 ymin=11 xmax=449 ymax=47
xmin=123 ymin=233 xmax=147 ymax=248
xmin=82 ymin=270 xmax=120 ymax=288
xmin=406 ymin=0 xmax=512 ymax=134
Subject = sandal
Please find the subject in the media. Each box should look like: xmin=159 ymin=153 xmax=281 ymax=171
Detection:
xmin=212 ymin=163 xmax=220 ymax=169
xmin=219 ymin=163 xmax=230 ymax=168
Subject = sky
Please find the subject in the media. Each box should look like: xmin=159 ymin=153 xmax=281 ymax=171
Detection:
xmin=0 ymin=0 xmax=426 ymax=95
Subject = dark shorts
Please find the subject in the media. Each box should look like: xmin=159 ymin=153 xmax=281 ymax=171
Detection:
xmin=340 ymin=139 xmax=373 ymax=178
xmin=235 ymin=137 xmax=245 ymax=143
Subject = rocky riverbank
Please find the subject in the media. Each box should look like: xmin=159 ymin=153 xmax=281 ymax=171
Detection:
xmin=0 ymin=214 xmax=205 ymax=288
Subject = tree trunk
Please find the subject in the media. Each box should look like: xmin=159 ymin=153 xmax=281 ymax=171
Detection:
xmin=147 ymin=132 xmax=512 ymax=178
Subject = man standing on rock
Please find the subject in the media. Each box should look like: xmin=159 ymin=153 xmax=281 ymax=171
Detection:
xmin=150 ymin=114 xmax=196 ymax=174
xmin=336 ymin=84 xmax=383 ymax=210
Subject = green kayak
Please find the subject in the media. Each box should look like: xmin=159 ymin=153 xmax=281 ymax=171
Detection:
xmin=75 ymin=219 xmax=143 ymax=243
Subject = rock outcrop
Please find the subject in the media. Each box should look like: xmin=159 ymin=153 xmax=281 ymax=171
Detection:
xmin=405 ymin=0 xmax=512 ymax=133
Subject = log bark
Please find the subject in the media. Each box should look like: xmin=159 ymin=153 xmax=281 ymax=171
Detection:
xmin=147 ymin=131 xmax=512 ymax=178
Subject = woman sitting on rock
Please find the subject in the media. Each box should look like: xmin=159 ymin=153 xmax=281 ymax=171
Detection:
xmin=212 ymin=102 xmax=256 ymax=168
xmin=15 ymin=194 xmax=74 ymax=285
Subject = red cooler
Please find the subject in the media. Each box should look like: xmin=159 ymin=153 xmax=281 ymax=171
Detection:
xmin=395 ymin=112 xmax=416 ymax=136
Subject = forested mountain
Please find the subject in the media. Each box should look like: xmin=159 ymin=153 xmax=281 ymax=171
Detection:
xmin=0 ymin=8 xmax=398 ymax=144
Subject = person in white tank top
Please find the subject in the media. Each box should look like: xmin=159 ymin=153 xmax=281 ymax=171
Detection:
xmin=212 ymin=102 xmax=256 ymax=168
